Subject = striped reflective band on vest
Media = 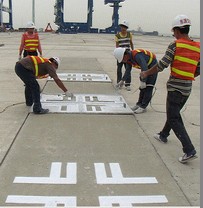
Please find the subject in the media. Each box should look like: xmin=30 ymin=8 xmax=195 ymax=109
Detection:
xmin=25 ymin=39 xmax=39 ymax=51
xmin=171 ymin=67 xmax=194 ymax=79
xmin=23 ymin=33 xmax=39 ymax=51
xmin=30 ymin=56 xmax=49 ymax=77
xmin=176 ymin=42 xmax=200 ymax=53
xmin=135 ymin=49 xmax=154 ymax=66
xmin=116 ymin=32 xmax=131 ymax=48
xmin=171 ymin=40 xmax=200 ymax=80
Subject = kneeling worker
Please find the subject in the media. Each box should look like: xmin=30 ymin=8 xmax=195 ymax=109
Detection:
xmin=15 ymin=56 xmax=73 ymax=114
xmin=114 ymin=47 xmax=158 ymax=114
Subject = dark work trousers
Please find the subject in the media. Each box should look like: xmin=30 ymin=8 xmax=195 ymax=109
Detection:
xmin=15 ymin=62 xmax=42 ymax=112
xmin=160 ymin=91 xmax=195 ymax=154
xmin=136 ymin=73 xmax=157 ymax=109
xmin=117 ymin=61 xmax=132 ymax=87
xmin=23 ymin=50 xmax=38 ymax=105
xmin=23 ymin=50 xmax=38 ymax=57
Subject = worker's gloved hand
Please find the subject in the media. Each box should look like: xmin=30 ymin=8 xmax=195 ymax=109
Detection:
xmin=65 ymin=91 xmax=74 ymax=99
xmin=18 ymin=55 xmax=22 ymax=61
xmin=139 ymin=81 xmax=147 ymax=89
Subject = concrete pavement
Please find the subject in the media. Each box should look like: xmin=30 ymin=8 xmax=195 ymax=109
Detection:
xmin=0 ymin=32 xmax=200 ymax=206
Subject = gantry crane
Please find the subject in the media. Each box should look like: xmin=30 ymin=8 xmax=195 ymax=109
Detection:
xmin=0 ymin=0 xmax=13 ymax=31
xmin=103 ymin=0 xmax=125 ymax=34
xmin=54 ymin=0 xmax=94 ymax=33
xmin=54 ymin=0 xmax=125 ymax=34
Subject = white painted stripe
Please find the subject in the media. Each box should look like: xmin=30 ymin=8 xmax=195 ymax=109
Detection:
xmin=13 ymin=162 xmax=77 ymax=184
xmin=6 ymin=195 xmax=77 ymax=207
xmin=95 ymin=163 xmax=158 ymax=184
xmin=66 ymin=163 xmax=77 ymax=184
xmin=99 ymin=195 xmax=168 ymax=206
xmin=110 ymin=163 xmax=123 ymax=178
xmin=49 ymin=162 xmax=61 ymax=178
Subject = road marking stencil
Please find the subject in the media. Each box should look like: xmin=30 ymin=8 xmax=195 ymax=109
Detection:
xmin=48 ymin=73 xmax=111 ymax=82
xmin=14 ymin=162 xmax=77 ymax=184
xmin=94 ymin=163 xmax=158 ymax=184
xmin=6 ymin=196 xmax=76 ymax=207
xmin=31 ymin=94 xmax=133 ymax=114
xmin=6 ymin=162 xmax=168 ymax=206
xmin=99 ymin=195 xmax=168 ymax=206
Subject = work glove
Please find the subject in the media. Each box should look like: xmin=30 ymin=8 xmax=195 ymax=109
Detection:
xmin=18 ymin=55 xmax=22 ymax=61
xmin=65 ymin=91 xmax=74 ymax=99
xmin=139 ymin=81 xmax=147 ymax=89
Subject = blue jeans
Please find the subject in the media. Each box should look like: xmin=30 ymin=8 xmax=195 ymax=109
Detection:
xmin=117 ymin=61 xmax=132 ymax=87
xmin=160 ymin=91 xmax=195 ymax=154
xmin=136 ymin=73 xmax=157 ymax=108
xmin=15 ymin=62 xmax=42 ymax=112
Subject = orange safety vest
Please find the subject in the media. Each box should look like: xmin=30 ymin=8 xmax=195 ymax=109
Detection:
xmin=130 ymin=49 xmax=156 ymax=68
xmin=30 ymin=56 xmax=50 ymax=79
xmin=171 ymin=39 xmax=200 ymax=80
xmin=23 ymin=33 xmax=39 ymax=51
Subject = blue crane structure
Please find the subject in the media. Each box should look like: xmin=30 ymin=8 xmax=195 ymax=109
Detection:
xmin=54 ymin=0 xmax=125 ymax=34
xmin=0 ymin=0 xmax=13 ymax=31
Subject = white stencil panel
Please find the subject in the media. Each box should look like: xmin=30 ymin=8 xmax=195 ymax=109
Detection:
xmin=48 ymin=73 xmax=111 ymax=82
xmin=31 ymin=94 xmax=133 ymax=114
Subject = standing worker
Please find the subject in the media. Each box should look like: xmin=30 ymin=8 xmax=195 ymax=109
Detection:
xmin=115 ymin=20 xmax=134 ymax=91
xmin=15 ymin=56 xmax=73 ymax=114
xmin=19 ymin=21 xmax=42 ymax=60
xmin=114 ymin=47 xmax=158 ymax=114
xmin=140 ymin=15 xmax=200 ymax=163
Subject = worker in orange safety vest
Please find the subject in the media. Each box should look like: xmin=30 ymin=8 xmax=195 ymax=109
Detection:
xmin=19 ymin=21 xmax=42 ymax=60
xmin=140 ymin=15 xmax=200 ymax=163
xmin=15 ymin=56 xmax=73 ymax=114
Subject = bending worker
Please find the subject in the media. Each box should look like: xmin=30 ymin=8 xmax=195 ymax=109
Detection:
xmin=19 ymin=21 xmax=42 ymax=60
xmin=15 ymin=56 xmax=73 ymax=114
xmin=140 ymin=15 xmax=200 ymax=163
xmin=114 ymin=47 xmax=158 ymax=114
xmin=115 ymin=20 xmax=134 ymax=91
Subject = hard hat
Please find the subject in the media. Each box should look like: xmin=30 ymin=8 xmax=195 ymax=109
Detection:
xmin=26 ymin=21 xmax=36 ymax=29
xmin=113 ymin=47 xmax=126 ymax=63
xmin=119 ymin=20 xmax=129 ymax=29
xmin=171 ymin=15 xmax=191 ymax=30
xmin=50 ymin=57 xmax=60 ymax=67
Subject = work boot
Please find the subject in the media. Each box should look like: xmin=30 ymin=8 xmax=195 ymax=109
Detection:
xmin=33 ymin=108 xmax=49 ymax=114
xmin=179 ymin=150 xmax=197 ymax=163
xmin=134 ymin=107 xmax=146 ymax=114
xmin=131 ymin=105 xmax=140 ymax=111
xmin=115 ymin=80 xmax=124 ymax=89
xmin=125 ymin=86 xmax=131 ymax=91
xmin=154 ymin=133 xmax=168 ymax=143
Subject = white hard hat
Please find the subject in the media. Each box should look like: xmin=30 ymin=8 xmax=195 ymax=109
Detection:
xmin=119 ymin=20 xmax=129 ymax=28
xmin=26 ymin=21 xmax=36 ymax=29
xmin=172 ymin=15 xmax=191 ymax=30
xmin=51 ymin=57 xmax=61 ymax=67
xmin=113 ymin=47 xmax=126 ymax=63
